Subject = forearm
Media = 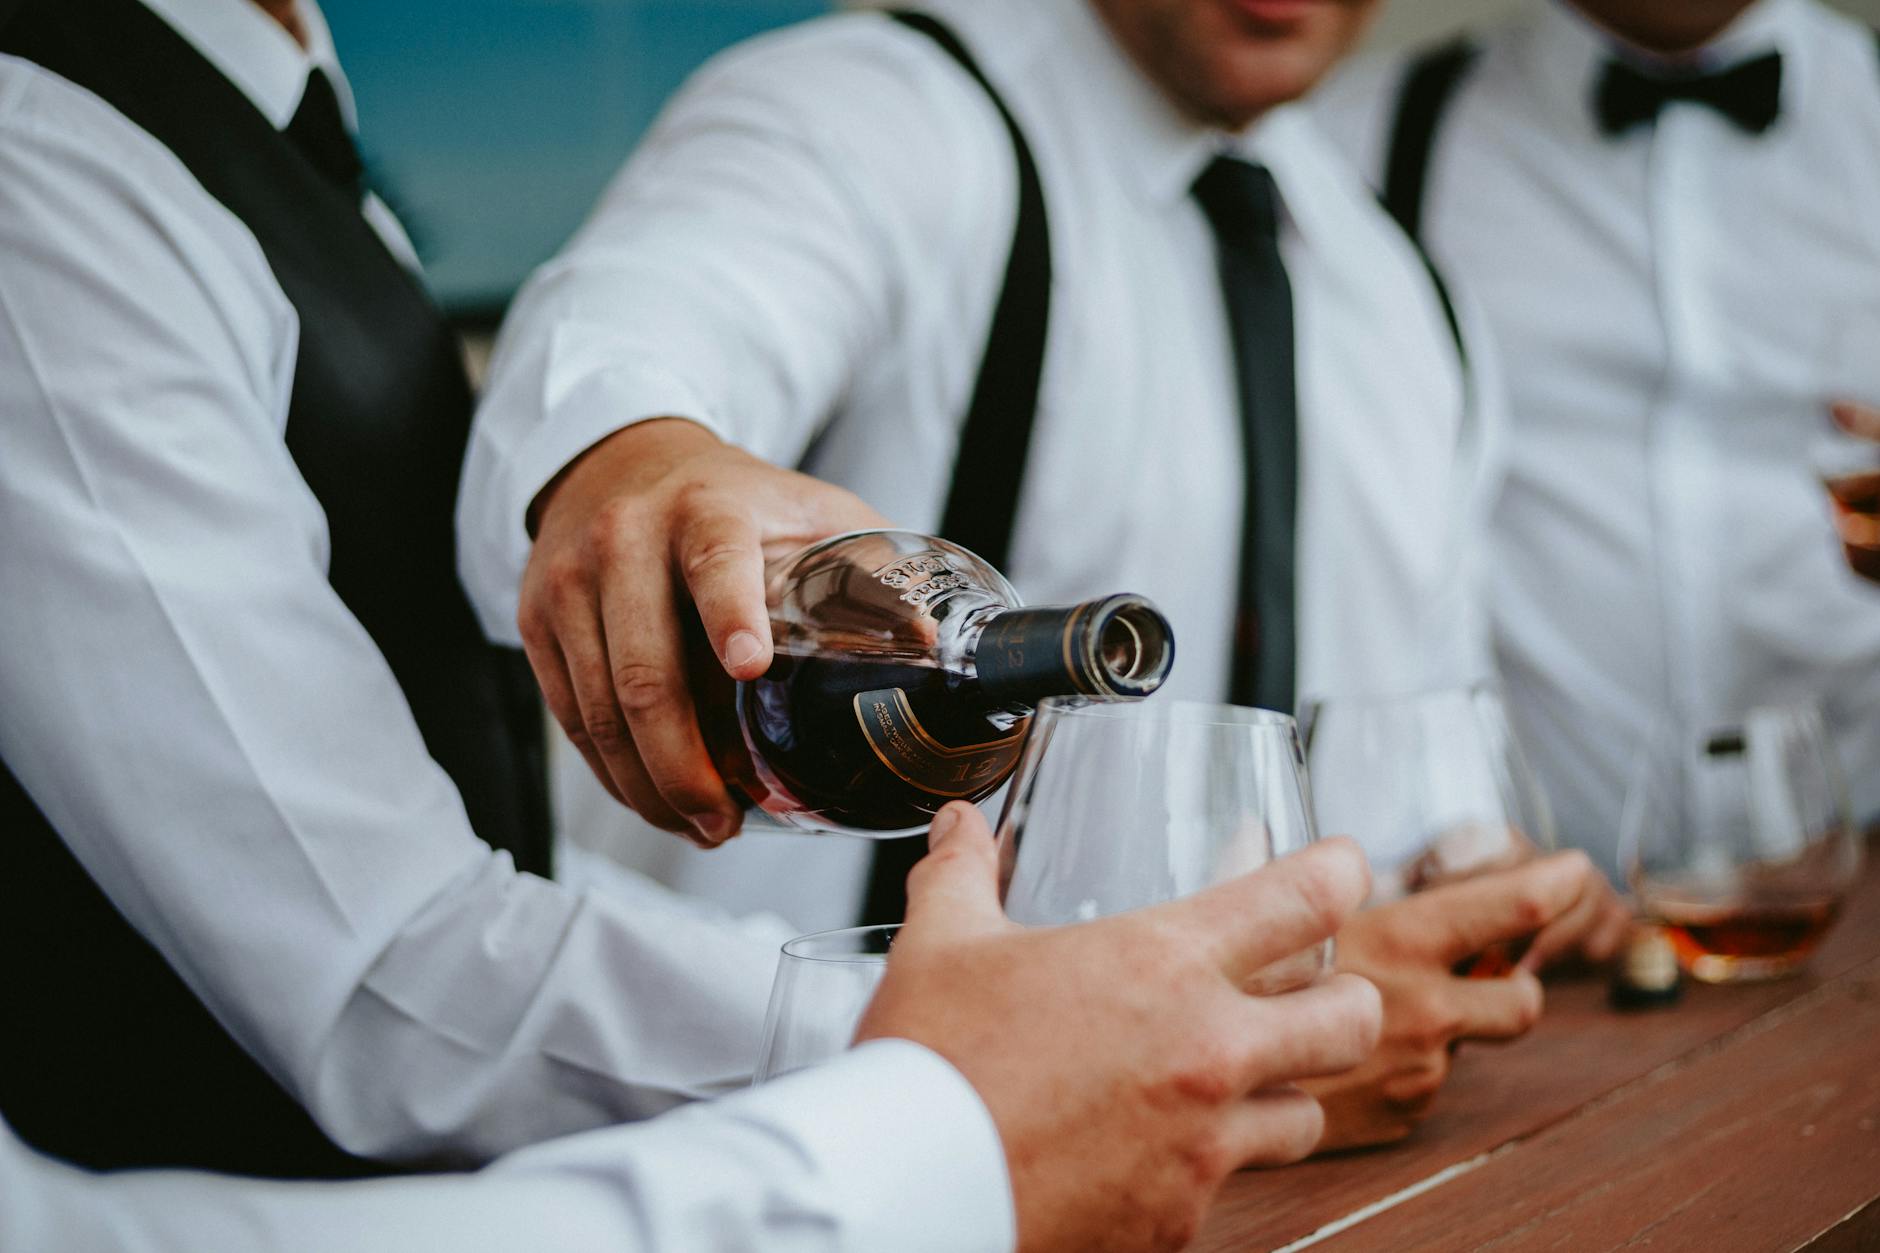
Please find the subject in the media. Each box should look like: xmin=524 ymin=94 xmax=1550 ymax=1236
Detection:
xmin=456 ymin=15 xmax=1014 ymax=642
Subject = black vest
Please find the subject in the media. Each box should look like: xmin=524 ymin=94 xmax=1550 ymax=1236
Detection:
xmin=0 ymin=0 xmax=552 ymax=1178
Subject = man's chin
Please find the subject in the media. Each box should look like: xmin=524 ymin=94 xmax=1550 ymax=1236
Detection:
xmin=1204 ymin=59 xmax=1331 ymax=126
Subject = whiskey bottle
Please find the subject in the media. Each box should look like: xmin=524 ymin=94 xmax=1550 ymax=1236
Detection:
xmin=695 ymin=529 xmax=1174 ymax=836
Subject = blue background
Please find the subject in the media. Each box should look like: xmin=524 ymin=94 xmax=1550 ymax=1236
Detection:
xmin=324 ymin=0 xmax=830 ymax=312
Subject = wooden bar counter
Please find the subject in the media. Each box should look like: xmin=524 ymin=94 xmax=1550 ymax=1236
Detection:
xmin=1195 ymin=848 xmax=1880 ymax=1252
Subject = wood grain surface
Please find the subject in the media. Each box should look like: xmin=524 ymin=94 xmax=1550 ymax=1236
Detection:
xmin=1193 ymin=846 xmax=1880 ymax=1252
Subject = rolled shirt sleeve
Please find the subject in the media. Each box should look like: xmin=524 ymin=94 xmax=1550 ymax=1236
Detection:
xmin=457 ymin=14 xmax=1013 ymax=644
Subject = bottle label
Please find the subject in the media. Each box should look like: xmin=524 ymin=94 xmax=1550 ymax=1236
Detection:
xmin=852 ymin=688 xmax=1025 ymax=798
xmin=875 ymin=552 xmax=973 ymax=614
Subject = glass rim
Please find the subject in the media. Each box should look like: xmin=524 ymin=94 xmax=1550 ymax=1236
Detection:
xmin=779 ymin=923 xmax=901 ymax=965
xmin=1034 ymin=697 xmax=1298 ymax=731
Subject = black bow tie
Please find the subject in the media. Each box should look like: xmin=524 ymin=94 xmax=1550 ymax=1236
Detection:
xmin=1594 ymin=50 xmax=1783 ymax=137
xmin=284 ymin=68 xmax=366 ymax=202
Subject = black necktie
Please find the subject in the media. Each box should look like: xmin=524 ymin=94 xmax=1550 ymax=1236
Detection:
xmin=1192 ymin=157 xmax=1298 ymax=713
xmin=1594 ymin=51 xmax=1782 ymax=136
xmin=284 ymin=68 xmax=366 ymax=203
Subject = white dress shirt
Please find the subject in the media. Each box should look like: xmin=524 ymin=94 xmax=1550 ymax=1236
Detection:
xmin=463 ymin=0 xmax=1503 ymax=931
xmin=0 ymin=4 xmax=1012 ymax=1241
xmin=1315 ymin=0 xmax=1880 ymax=877
xmin=0 ymin=1040 xmax=1012 ymax=1253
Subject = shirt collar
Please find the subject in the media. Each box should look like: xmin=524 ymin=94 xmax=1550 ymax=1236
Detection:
xmin=1056 ymin=0 xmax=1224 ymax=208
xmin=1228 ymin=107 xmax=1328 ymax=245
xmin=137 ymin=0 xmax=354 ymax=131
xmin=1527 ymin=0 xmax=1807 ymax=129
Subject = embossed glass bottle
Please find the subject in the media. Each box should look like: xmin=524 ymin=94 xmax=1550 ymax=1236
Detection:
xmin=695 ymin=529 xmax=1174 ymax=837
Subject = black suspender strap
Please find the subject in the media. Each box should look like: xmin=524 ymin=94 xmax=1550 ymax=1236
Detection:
xmin=1408 ymin=234 xmax=1468 ymax=377
xmin=890 ymin=10 xmax=1053 ymax=576
xmin=1380 ymin=38 xmax=1480 ymax=243
xmin=861 ymin=11 xmax=1053 ymax=926
xmin=1378 ymin=38 xmax=1477 ymax=390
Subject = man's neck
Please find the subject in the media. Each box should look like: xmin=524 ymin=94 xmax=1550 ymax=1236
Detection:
xmin=250 ymin=0 xmax=309 ymax=50
xmin=1568 ymin=0 xmax=1763 ymax=57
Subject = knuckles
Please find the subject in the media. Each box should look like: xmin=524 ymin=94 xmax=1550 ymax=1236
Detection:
xmin=1171 ymin=1126 xmax=1238 ymax=1193
xmin=679 ymin=536 xmax=753 ymax=584
xmin=610 ymin=661 xmax=678 ymax=715
xmin=906 ymin=838 xmax=980 ymax=882
xmin=515 ymin=603 xmax=554 ymax=652
xmin=1382 ymin=1059 xmax=1448 ymax=1110
xmin=1406 ymin=1011 xmax=1465 ymax=1056
xmin=586 ymin=495 xmax=650 ymax=560
xmin=1511 ymin=977 xmax=1545 ymax=1032
xmin=1149 ymin=1203 xmax=1205 ymax=1253
xmin=668 ymin=476 xmax=733 ymax=530
xmin=1391 ymin=987 xmax=1463 ymax=1054
xmin=1275 ymin=1092 xmax=1327 ymax=1163
xmin=1508 ymin=885 xmax=1557 ymax=935
xmin=1288 ymin=855 xmax=1357 ymax=946
xmin=536 ymin=551 xmax=591 ymax=607
xmin=580 ymin=713 xmax=635 ymax=756
xmin=1162 ymin=1045 xmax=1243 ymax=1110
xmin=1238 ymin=1087 xmax=1325 ymax=1167
xmin=1553 ymin=849 xmax=1596 ymax=880
xmin=1325 ymin=975 xmax=1385 ymax=1063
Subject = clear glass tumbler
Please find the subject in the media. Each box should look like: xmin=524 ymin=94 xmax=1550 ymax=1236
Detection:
xmin=1621 ymin=703 xmax=1860 ymax=983
xmin=995 ymin=699 xmax=1327 ymax=994
xmin=752 ymin=924 xmax=896 ymax=1084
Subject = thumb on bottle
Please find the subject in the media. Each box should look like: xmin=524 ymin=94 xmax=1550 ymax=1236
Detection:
xmin=901 ymin=803 xmax=1006 ymax=939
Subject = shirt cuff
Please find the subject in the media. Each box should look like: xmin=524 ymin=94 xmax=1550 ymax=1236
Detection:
xmin=750 ymin=1038 xmax=1016 ymax=1253
xmin=512 ymin=353 xmax=727 ymax=530
xmin=464 ymin=351 xmax=730 ymax=645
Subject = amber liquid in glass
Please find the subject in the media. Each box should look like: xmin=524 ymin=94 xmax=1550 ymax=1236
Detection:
xmin=1643 ymin=894 xmax=1845 ymax=983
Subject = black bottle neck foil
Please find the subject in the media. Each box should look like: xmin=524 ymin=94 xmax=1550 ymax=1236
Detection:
xmin=973 ymin=594 xmax=1173 ymax=710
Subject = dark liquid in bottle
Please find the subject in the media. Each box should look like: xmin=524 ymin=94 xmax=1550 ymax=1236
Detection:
xmin=697 ymin=644 xmax=1024 ymax=833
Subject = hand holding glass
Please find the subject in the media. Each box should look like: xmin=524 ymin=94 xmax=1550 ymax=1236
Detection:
xmin=756 ymin=699 xmax=1332 ymax=1083
xmin=1301 ymin=685 xmax=1553 ymax=974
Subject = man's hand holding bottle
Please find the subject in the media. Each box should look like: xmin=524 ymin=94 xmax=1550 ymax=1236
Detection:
xmin=521 ymin=417 xmax=887 ymax=846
